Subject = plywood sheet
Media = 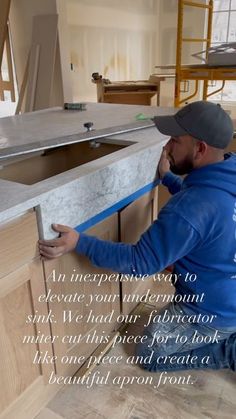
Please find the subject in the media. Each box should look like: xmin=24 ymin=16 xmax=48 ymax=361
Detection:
xmin=26 ymin=14 xmax=58 ymax=111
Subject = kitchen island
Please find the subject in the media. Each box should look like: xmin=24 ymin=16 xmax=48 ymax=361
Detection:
xmin=1 ymin=103 xmax=236 ymax=419
xmin=0 ymin=102 xmax=171 ymax=419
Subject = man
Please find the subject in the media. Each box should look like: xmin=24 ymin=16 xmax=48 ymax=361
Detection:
xmin=39 ymin=101 xmax=236 ymax=372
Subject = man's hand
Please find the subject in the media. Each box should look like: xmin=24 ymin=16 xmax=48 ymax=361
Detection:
xmin=158 ymin=148 xmax=170 ymax=179
xmin=38 ymin=224 xmax=79 ymax=260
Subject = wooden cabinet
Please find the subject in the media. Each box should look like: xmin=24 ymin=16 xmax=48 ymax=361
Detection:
xmin=93 ymin=75 xmax=165 ymax=106
xmin=0 ymin=211 xmax=56 ymax=419
xmin=43 ymin=213 xmax=120 ymax=377
xmin=0 ymin=187 xmax=159 ymax=417
xmin=119 ymin=187 xmax=158 ymax=315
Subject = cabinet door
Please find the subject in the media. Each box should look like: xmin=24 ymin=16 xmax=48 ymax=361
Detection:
xmin=43 ymin=213 xmax=120 ymax=377
xmin=119 ymin=188 xmax=158 ymax=315
xmin=0 ymin=212 xmax=54 ymax=417
xmin=227 ymin=139 xmax=236 ymax=152
xmin=158 ymin=184 xmax=171 ymax=212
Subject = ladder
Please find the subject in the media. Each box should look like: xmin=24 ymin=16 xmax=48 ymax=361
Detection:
xmin=175 ymin=0 xmax=213 ymax=107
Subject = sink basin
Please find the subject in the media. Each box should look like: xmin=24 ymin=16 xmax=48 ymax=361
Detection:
xmin=0 ymin=138 xmax=132 ymax=185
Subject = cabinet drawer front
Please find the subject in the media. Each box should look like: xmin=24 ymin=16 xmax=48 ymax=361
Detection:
xmin=119 ymin=188 xmax=158 ymax=244
xmin=0 ymin=211 xmax=39 ymax=278
xmin=119 ymin=188 xmax=158 ymax=315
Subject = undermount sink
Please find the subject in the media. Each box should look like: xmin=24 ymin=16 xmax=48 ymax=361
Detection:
xmin=0 ymin=138 xmax=133 ymax=185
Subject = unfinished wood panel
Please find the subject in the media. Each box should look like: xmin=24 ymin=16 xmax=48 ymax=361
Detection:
xmin=5 ymin=27 xmax=15 ymax=101
xmin=55 ymin=0 xmax=73 ymax=104
xmin=152 ymin=186 xmax=158 ymax=220
xmin=0 ymin=259 xmax=59 ymax=419
xmin=102 ymin=92 xmax=156 ymax=106
xmin=120 ymin=188 xmax=158 ymax=244
xmin=0 ymin=263 xmax=41 ymax=413
xmin=25 ymin=14 xmax=58 ymax=111
xmin=0 ymin=0 xmax=11 ymax=69
xmin=43 ymin=213 xmax=120 ymax=377
xmin=120 ymin=188 xmax=158 ymax=315
xmin=158 ymin=183 xmax=172 ymax=212
xmin=0 ymin=260 xmax=54 ymax=379
xmin=0 ymin=211 xmax=39 ymax=278
xmin=15 ymin=52 xmax=29 ymax=114
xmin=25 ymin=44 xmax=40 ymax=112
xmin=0 ymin=263 xmax=31 ymax=299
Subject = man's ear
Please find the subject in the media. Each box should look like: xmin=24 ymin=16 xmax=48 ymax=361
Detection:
xmin=194 ymin=140 xmax=208 ymax=160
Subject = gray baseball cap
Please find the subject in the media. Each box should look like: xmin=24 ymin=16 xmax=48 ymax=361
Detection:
xmin=153 ymin=101 xmax=234 ymax=149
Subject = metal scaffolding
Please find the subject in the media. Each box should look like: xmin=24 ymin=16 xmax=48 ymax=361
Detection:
xmin=174 ymin=0 xmax=236 ymax=107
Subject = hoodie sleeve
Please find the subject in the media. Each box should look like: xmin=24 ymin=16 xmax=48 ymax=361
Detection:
xmin=162 ymin=171 xmax=183 ymax=195
xmin=75 ymin=206 xmax=201 ymax=275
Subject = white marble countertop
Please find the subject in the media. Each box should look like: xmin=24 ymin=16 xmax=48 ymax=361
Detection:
xmin=0 ymin=103 xmax=173 ymax=237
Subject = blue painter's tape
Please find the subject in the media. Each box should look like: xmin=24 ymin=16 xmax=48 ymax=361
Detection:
xmin=75 ymin=179 xmax=160 ymax=232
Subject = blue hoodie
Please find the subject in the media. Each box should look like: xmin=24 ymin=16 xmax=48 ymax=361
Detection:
xmin=76 ymin=153 xmax=236 ymax=328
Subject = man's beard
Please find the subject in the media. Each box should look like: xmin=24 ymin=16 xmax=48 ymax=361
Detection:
xmin=170 ymin=156 xmax=194 ymax=175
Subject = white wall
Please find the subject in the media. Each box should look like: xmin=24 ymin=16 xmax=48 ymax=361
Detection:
xmin=7 ymin=0 xmax=213 ymax=110
xmin=66 ymin=0 xmax=160 ymax=102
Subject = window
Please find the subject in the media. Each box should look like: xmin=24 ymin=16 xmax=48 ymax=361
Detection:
xmin=209 ymin=0 xmax=236 ymax=102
